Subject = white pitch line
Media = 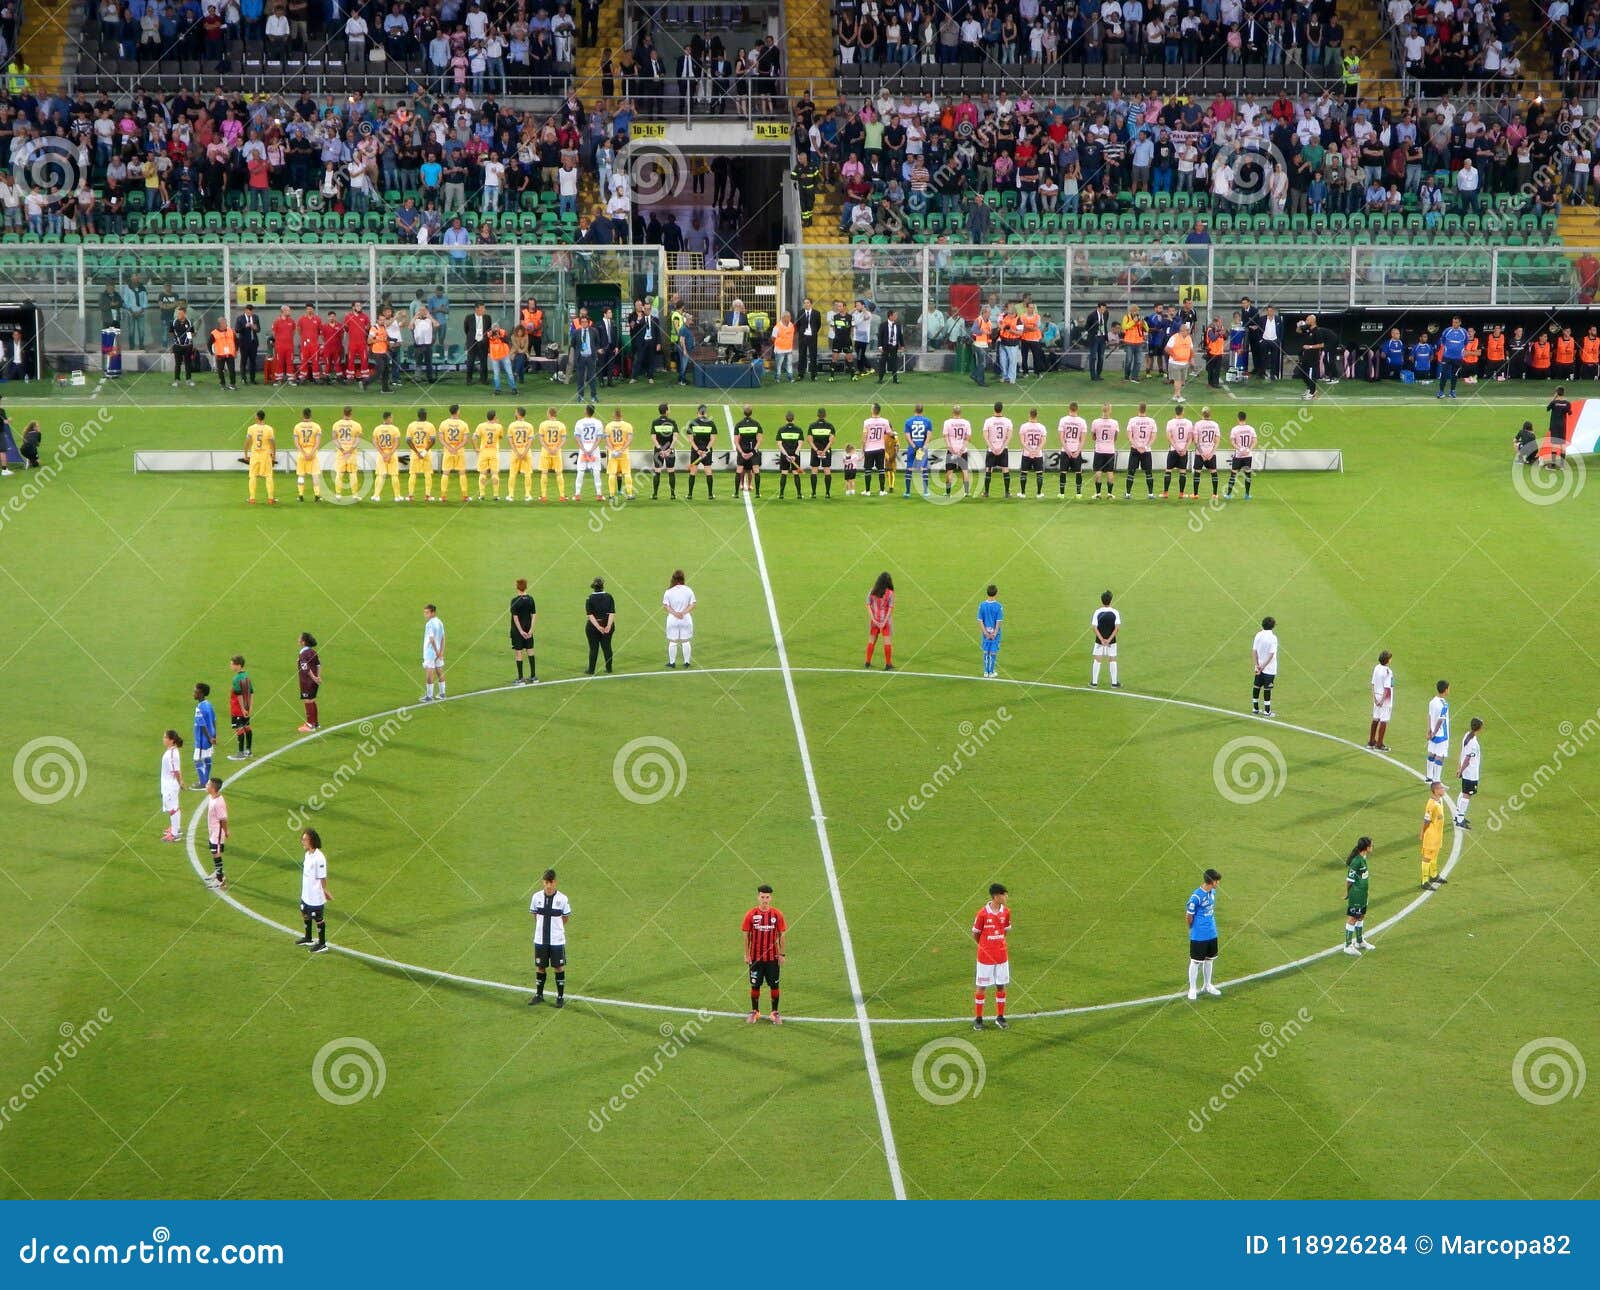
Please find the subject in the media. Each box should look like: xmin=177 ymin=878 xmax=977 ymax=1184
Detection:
xmin=185 ymin=666 xmax=1462 ymax=1031
xmin=727 ymin=404 xmax=907 ymax=1201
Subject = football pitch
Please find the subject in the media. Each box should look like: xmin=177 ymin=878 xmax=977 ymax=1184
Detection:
xmin=0 ymin=368 xmax=1595 ymax=1201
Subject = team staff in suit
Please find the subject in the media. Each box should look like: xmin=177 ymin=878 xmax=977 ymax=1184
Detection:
xmin=235 ymin=304 xmax=262 ymax=383
xmin=597 ymin=306 xmax=621 ymax=386
xmin=1240 ymin=296 xmax=1263 ymax=377
xmin=1082 ymin=303 xmax=1110 ymax=380
xmin=795 ymin=297 xmax=823 ymax=380
xmin=629 ymin=302 xmax=662 ymax=382
xmin=463 ymin=303 xmax=493 ymax=383
xmin=572 ymin=308 xmax=601 ymax=401
xmin=877 ymin=309 xmax=903 ymax=385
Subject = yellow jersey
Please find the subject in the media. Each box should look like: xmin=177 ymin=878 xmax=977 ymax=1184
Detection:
xmin=604 ymin=419 xmax=633 ymax=451
xmin=475 ymin=420 xmax=504 ymax=454
xmin=507 ymin=419 xmax=535 ymax=455
xmin=538 ymin=418 xmax=567 ymax=450
xmin=245 ymin=423 xmax=275 ymax=454
xmin=293 ymin=420 xmax=322 ymax=455
xmin=332 ymin=418 xmax=362 ymax=453
xmin=406 ymin=421 xmax=436 ymax=453
xmin=439 ymin=417 xmax=470 ymax=453
xmin=1421 ymin=796 xmax=1446 ymax=858
xmin=373 ymin=422 xmax=401 ymax=455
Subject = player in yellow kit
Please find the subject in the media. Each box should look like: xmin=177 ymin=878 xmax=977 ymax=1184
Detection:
xmin=371 ymin=412 xmax=401 ymax=501
xmin=437 ymin=403 xmax=472 ymax=501
xmin=1420 ymin=780 xmax=1449 ymax=890
xmin=537 ymin=407 xmax=567 ymax=501
xmin=475 ymin=409 xmax=504 ymax=500
xmin=405 ymin=409 xmax=437 ymax=502
xmin=604 ymin=408 xmax=635 ymax=497
xmin=506 ymin=407 xmax=535 ymax=501
xmin=292 ymin=408 xmax=322 ymax=501
xmin=244 ymin=411 xmax=277 ymax=504
xmin=884 ymin=423 xmax=899 ymax=493
xmin=330 ymin=406 xmax=362 ymax=498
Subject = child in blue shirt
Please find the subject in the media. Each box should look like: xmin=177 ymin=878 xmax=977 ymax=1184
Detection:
xmin=977 ymin=585 xmax=1004 ymax=678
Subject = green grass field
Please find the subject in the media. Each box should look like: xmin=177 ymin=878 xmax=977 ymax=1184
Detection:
xmin=1 ymin=367 xmax=1595 ymax=1201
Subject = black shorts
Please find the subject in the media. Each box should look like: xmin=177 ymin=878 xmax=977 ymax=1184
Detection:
xmin=1195 ymin=454 xmax=1217 ymax=471
xmin=864 ymin=448 xmax=886 ymax=470
xmin=1230 ymin=454 xmax=1253 ymax=470
xmin=1127 ymin=448 xmax=1153 ymax=471
xmin=779 ymin=446 xmax=802 ymax=468
xmin=1254 ymin=670 xmax=1276 ymax=689
xmin=748 ymin=959 xmax=780 ymax=989
xmin=1346 ymin=904 xmax=1367 ymax=919
xmin=535 ymin=944 xmax=567 ymax=970
xmin=1460 ymin=778 xmax=1478 ymax=795
xmin=511 ymin=631 xmax=534 ymax=651
xmin=984 ymin=449 xmax=1009 ymax=469
xmin=736 ymin=448 xmax=758 ymax=470
xmin=653 ymin=445 xmax=676 ymax=467
xmin=1091 ymin=450 xmax=1116 ymax=472
xmin=1020 ymin=454 xmax=1045 ymax=472
xmin=1165 ymin=450 xmax=1190 ymax=470
xmin=809 ymin=448 xmax=834 ymax=467
xmin=301 ymin=900 xmax=325 ymax=920
xmin=1188 ymin=936 xmax=1218 ymax=961
xmin=299 ymin=685 xmax=319 ymax=700
xmin=945 ymin=450 xmax=968 ymax=469
xmin=690 ymin=443 xmax=713 ymax=465
xmin=1059 ymin=451 xmax=1083 ymax=471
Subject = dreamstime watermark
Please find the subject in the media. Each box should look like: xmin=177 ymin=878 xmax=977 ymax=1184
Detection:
xmin=1211 ymin=138 xmax=1288 ymax=209
xmin=1511 ymin=1037 xmax=1585 ymax=1106
xmin=587 ymin=1012 xmax=713 ymax=1132
xmin=13 ymin=736 xmax=88 ymax=806
xmin=612 ymin=735 xmax=688 ymax=804
xmin=1187 ymin=407 xmax=1316 ymax=533
xmin=0 ymin=407 xmax=115 ymax=536
xmin=1187 ymin=1007 xmax=1313 ymax=1132
xmin=13 ymin=135 xmax=83 ymax=209
xmin=886 ymin=709 xmax=1012 ymax=832
xmin=285 ymin=712 xmax=412 ymax=830
xmin=1211 ymin=735 xmax=1287 ymax=805
xmin=311 ymin=1036 xmax=386 ymax=1106
xmin=618 ymin=139 xmax=689 ymax=209
xmin=0 ymin=1008 xmax=113 ymax=1134
xmin=1482 ymin=709 xmax=1600 ymax=832
xmin=1510 ymin=453 xmax=1585 ymax=506
xmin=912 ymin=1037 xmax=986 ymax=1105
xmin=585 ymin=472 xmax=646 ymax=533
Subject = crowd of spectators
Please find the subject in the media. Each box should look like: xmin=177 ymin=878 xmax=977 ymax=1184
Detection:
xmin=797 ymin=83 xmax=1580 ymax=239
xmin=1385 ymin=0 xmax=1529 ymax=88
xmin=92 ymin=0 xmax=602 ymax=93
xmin=599 ymin=28 xmax=783 ymax=113
xmin=834 ymin=0 xmax=1354 ymax=70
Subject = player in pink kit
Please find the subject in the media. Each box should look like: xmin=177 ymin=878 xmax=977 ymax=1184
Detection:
xmin=1017 ymin=408 xmax=1048 ymax=497
xmin=1226 ymin=410 xmax=1257 ymax=500
xmin=1191 ymin=408 xmax=1222 ymax=497
xmin=1089 ymin=404 xmax=1120 ymax=499
xmin=942 ymin=406 xmax=973 ymax=497
xmin=1124 ymin=402 xmax=1158 ymax=498
xmin=981 ymin=401 xmax=1013 ymax=498
xmin=1162 ymin=404 xmax=1195 ymax=498
xmin=1057 ymin=402 xmax=1088 ymax=498
xmin=861 ymin=404 xmax=892 ymax=496
xmin=865 ymin=571 xmax=895 ymax=669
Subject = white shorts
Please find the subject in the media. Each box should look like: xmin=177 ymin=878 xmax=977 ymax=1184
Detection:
xmin=1426 ymin=740 xmax=1447 ymax=762
xmin=975 ymin=959 xmax=1011 ymax=988
xmin=1372 ymin=702 xmax=1392 ymax=721
xmin=424 ymin=655 xmax=444 ymax=670
xmin=162 ymin=788 xmax=180 ymax=814
xmin=666 ymin=618 xmax=694 ymax=641
xmin=1093 ymin=642 xmax=1118 ymax=658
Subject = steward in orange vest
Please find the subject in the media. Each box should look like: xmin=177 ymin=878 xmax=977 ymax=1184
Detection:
xmin=209 ymin=320 xmax=238 ymax=389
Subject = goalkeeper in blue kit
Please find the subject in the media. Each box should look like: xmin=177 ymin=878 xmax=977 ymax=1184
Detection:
xmin=903 ymin=404 xmax=933 ymax=497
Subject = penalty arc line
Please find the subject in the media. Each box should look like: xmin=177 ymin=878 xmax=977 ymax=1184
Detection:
xmin=726 ymin=403 xmax=907 ymax=1201
xmin=184 ymin=667 xmax=1463 ymax=1026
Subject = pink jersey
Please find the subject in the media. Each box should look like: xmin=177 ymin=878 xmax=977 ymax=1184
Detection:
xmin=943 ymin=417 xmax=973 ymax=451
xmin=1090 ymin=417 xmax=1119 ymax=451
xmin=982 ymin=416 xmax=1013 ymax=452
xmin=207 ymin=794 xmax=228 ymax=845
xmin=1230 ymin=422 xmax=1258 ymax=455
xmin=1165 ymin=417 xmax=1194 ymax=452
xmin=1193 ymin=419 xmax=1221 ymax=458
xmin=1058 ymin=415 xmax=1087 ymax=454
xmin=1018 ymin=420 xmax=1047 ymax=455
xmin=863 ymin=416 xmax=891 ymax=449
xmin=1127 ymin=416 xmax=1157 ymax=450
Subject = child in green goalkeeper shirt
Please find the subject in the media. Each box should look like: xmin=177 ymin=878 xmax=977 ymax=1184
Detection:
xmin=1343 ymin=836 xmax=1375 ymax=955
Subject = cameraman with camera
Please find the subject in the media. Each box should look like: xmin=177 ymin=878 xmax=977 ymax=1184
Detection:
xmin=1295 ymin=314 xmax=1340 ymax=401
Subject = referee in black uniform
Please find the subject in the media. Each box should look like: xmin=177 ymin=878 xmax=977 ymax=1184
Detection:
xmin=584 ymin=577 xmax=616 ymax=674
xmin=510 ymin=578 xmax=537 ymax=684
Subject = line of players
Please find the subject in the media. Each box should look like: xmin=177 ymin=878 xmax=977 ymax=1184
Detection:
xmin=239 ymin=400 xmax=1265 ymax=504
